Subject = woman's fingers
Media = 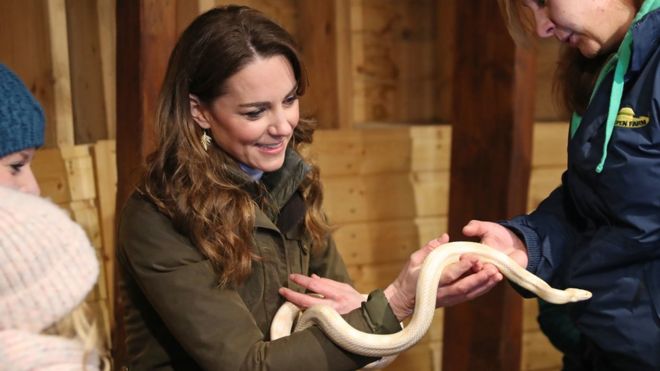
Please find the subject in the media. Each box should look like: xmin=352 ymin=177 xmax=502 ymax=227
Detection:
xmin=436 ymin=267 xmax=502 ymax=307
xmin=282 ymin=273 xmax=364 ymax=314
xmin=288 ymin=273 xmax=351 ymax=299
xmin=278 ymin=287 xmax=323 ymax=309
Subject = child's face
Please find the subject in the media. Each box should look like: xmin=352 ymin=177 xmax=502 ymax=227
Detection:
xmin=0 ymin=148 xmax=40 ymax=195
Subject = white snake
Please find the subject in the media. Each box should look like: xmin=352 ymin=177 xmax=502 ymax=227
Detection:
xmin=271 ymin=241 xmax=592 ymax=359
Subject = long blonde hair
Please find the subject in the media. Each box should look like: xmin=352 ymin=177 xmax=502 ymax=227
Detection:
xmin=43 ymin=302 xmax=110 ymax=370
xmin=140 ymin=5 xmax=330 ymax=288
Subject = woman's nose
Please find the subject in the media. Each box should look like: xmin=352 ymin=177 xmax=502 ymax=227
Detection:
xmin=533 ymin=8 xmax=555 ymax=38
xmin=269 ymin=109 xmax=294 ymax=136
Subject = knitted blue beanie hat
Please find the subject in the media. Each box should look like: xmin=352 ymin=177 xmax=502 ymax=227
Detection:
xmin=0 ymin=64 xmax=45 ymax=158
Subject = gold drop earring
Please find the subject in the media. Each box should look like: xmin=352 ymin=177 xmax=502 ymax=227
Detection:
xmin=201 ymin=129 xmax=212 ymax=151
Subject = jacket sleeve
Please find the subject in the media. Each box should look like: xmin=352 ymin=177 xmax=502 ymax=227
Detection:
xmin=499 ymin=172 xmax=581 ymax=283
xmin=118 ymin=197 xmax=398 ymax=371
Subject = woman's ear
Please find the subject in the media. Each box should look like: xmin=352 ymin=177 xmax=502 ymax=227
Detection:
xmin=189 ymin=94 xmax=211 ymax=129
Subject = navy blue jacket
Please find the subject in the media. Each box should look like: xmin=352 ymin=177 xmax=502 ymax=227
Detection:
xmin=502 ymin=8 xmax=660 ymax=370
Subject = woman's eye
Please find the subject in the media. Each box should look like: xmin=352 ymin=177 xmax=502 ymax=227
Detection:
xmin=536 ymin=0 xmax=546 ymax=6
xmin=283 ymin=94 xmax=298 ymax=106
xmin=9 ymin=163 xmax=24 ymax=174
xmin=243 ymin=108 xmax=265 ymax=120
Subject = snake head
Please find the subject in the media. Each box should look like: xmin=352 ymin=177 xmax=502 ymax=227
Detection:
xmin=564 ymin=288 xmax=592 ymax=302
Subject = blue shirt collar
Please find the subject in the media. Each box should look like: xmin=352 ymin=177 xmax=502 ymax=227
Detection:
xmin=239 ymin=163 xmax=264 ymax=181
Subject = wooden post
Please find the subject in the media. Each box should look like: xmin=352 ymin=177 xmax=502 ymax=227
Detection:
xmin=442 ymin=1 xmax=537 ymax=370
xmin=114 ymin=0 xmax=178 ymax=364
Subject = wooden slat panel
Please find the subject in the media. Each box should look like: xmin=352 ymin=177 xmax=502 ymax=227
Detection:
xmin=346 ymin=260 xmax=404 ymax=292
xmin=375 ymin=339 xmax=442 ymax=371
xmin=323 ymin=171 xmax=448 ymax=224
xmin=69 ymin=199 xmax=102 ymax=249
xmin=91 ymin=140 xmax=118 ymax=328
xmin=325 ymin=168 xmax=561 ymax=223
xmin=351 ymin=0 xmax=439 ymax=123
xmin=521 ymin=331 xmax=562 ymax=371
xmin=33 ymin=144 xmax=111 ymax=355
xmin=310 ymin=125 xmax=451 ymax=176
xmin=531 ymin=122 xmax=569 ymax=167
xmin=334 ymin=217 xmax=447 ymax=265
xmin=528 ymin=168 xmax=564 ymax=211
xmin=32 ymin=145 xmax=96 ymax=204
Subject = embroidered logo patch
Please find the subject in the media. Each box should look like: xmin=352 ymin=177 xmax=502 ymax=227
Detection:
xmin=615 ymin=107 xmax=650 ymax=128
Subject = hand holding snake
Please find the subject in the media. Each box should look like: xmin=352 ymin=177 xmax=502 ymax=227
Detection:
xmin=273 ymin=229 xmax=592 ymax=360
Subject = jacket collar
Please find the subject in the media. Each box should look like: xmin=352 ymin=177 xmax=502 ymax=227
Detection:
xmin=261 ymin=148 xmax=310 ymax=213
xmin=252 ymin=148 xmax=310 ymax=230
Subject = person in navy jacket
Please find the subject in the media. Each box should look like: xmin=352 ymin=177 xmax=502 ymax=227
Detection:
xmin=465 ymin=0 xmax=660 ymax=370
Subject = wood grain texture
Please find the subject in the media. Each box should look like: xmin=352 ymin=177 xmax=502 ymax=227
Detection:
xmin=66 ymin=0 xmax=109 ymax=144
xmin=441 ymin=1 xmax=536 ymax=367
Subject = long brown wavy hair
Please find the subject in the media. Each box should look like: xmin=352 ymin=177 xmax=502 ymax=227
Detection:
xmin=140 ymin=5 xmax=330 ymax=288
xmin=498 ymin=0 xmax=642 ymax=115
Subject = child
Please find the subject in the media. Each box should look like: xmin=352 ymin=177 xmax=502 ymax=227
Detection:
xmin=0 ymin=63 xmax=43 ymax=195
xmin=0 ymin=186 xmax=103 ymax=370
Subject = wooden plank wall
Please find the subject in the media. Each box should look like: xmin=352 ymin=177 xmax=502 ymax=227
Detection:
xmin=5 ymin=0 xmax=570 ymax=370
xmin=0 ymin=0 xmax=115 ymax=147
xmin=31 ymin=143 xmax=118 ymax=349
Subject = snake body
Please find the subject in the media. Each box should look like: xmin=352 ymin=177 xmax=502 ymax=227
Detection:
xmin=271 ymin=241 xmax=592 ymax=358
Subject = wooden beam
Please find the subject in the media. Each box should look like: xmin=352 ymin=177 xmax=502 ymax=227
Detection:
xmin=442 ymin=1 xmax=537 ymax=370
xmin=114 ymin=0 xmax=178 ymax=364
xmin=45 ymin=0 xmax=75 ymax=146
xmin=116 ymin=0 xmax=176 ymax=209
xmin=97 ymin=0 xmax=117 ymax=139
xmin=66 ymin=0 xmax=109 ymax=144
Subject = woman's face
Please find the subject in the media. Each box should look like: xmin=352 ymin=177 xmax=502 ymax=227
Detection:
xmin=191 ymin=55 xmax=299 ymax=173
xmin=0 ymin=148 xmax=40 ymax=195
xmin=522 ymin=0 xmax=635 ymax=57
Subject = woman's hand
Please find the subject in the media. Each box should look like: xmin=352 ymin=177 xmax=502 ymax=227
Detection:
xmin=462 ymin=220 xmax=528 ymax=268
xmin=279 ymin=274 xmax=364 ymax=315
xmin=384 ymin=234 xmax=503 ymax=321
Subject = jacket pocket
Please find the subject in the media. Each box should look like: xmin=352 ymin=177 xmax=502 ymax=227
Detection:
xmin=284 ymin=223 xmax=310 ymax=275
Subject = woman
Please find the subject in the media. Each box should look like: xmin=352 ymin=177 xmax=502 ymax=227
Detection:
xmin=116 ymin=5 xmax=500 ymax=370
xmin=465 ymin=0 xmax=660 ymax=370
xmin=0 ymin=64 xmax=105 ymax=370
xmin=0 ymin=63 xmax=42 ymax=196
